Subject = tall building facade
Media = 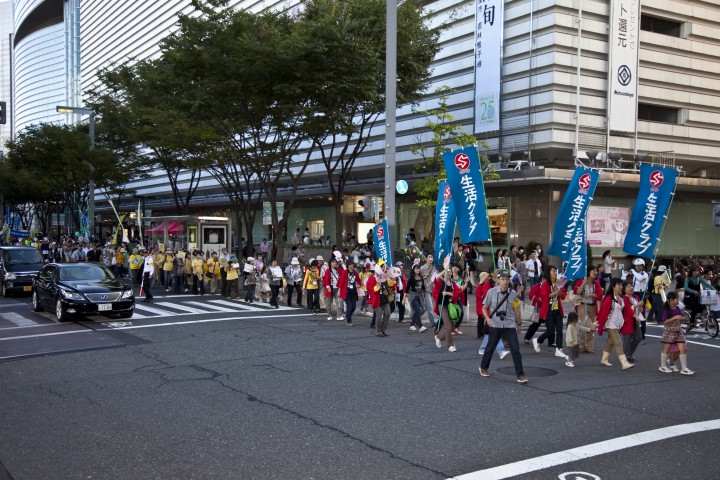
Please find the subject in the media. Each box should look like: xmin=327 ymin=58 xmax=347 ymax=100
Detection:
xmin=0 ymin=0 xmax=13 ymax=154
xmin=11 ymin=0 xmax=720 ymax=255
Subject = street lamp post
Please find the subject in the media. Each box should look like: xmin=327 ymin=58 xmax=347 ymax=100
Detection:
xmin=56 ymin=106 xmax=96 ymax=241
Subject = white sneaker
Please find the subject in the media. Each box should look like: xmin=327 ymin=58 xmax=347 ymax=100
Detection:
xmin=448 ymin=346 xmax=457 ymax=352
xmin=478 ymin=349 xmax=485 ymax=356
xmin=669 ymin=364 xmax=680 ymax=372
xmin=327 ymin=316 xmax=332 ymax=321
xmin=532 ymin=338 xmax=540 ymax=353
xmin=680 ymin=368 xmax=695 ymax=376
xmin=554 ymin=348 xmax=566 ymax=358
xmin=419 ymin=326 xmax=428 ymax=333
xmin=435 ymin=336 xmax=442 ymax=348
xmin=409 ymin=326 xmax=418 ymax=331
xmin=337 ymin=317 xmax=344 ymax=321
xmin=499 ymin=351 xmax=510 ymax=360
xmin=659 ymin=366 xmax=673 ymax=373
xmin=565 ymin=360 xmax=575 ymax=367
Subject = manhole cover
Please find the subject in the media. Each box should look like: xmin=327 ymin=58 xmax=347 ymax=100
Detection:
xmin=496 ymin=366 xmax=557 ymax=377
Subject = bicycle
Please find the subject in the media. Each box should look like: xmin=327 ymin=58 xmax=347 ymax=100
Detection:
xmin=681 ymin=305 xmax=719 ymax=338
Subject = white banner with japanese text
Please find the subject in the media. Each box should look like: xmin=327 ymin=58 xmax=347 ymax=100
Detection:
xmin=474 ymin=0 xmax=503 ymax=133
xmin=608 ymin=0 xmax=640 ymax=133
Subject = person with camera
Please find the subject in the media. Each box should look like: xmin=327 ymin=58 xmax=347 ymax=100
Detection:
xmin=479 ymin=269 xmax=527 ymax=383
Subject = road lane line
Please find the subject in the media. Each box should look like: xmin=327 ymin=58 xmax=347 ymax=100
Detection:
xmin=449 ymin=419 xmax=720 ymax=480
xmin=153 ymin=302 xmax=208 ymax=314
xmin=0 ymin=330 xmax=90 ymax=341
xmin=644 ymin=333 xmax=720 ymax=349
xmin=103 ymin=313 xmax=309 ymax=330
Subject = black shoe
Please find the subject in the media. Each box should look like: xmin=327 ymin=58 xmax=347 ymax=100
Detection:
xmin=142 ymin=299 xmax=152 ymax=303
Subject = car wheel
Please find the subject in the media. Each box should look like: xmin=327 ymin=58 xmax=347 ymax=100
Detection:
xmin=1 ymin=281 xmax=8 ymax=298
xmin=32 ymin=290 xmax=44 ymax=312
xmin=119 ymin=312 xmax=133 ymax=319
xmin=55 ymin=298 xmax=69 ymax=322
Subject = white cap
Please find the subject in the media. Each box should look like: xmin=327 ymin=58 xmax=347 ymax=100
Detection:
xmin=247 ymin=257 xmax=255 ymax=262
xmin=291 ymin=257 xmax=300 ymax=265
xmin=316 ymin=255 xmax=324 ymax=261
xmin=633 ymin=258 xmax=645 ymax=266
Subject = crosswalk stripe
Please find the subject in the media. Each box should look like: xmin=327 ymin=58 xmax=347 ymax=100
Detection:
xmin=208 ymin=299 xmax=268 ymax=312
xmin=184 ymin=301 xmax=236 ymax=313
xmin=0 ymin=312 xmax=37 ymax=327
xmin=153 ymin=302 xmax=208 ymax=314
xmin=133 ymin=304 xmax=177 ymax=316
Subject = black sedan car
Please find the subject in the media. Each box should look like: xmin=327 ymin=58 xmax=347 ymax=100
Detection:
xmin=32 ymin=263 xmax=135 ymax=322
xmin=0 ymin=246 xmax=46 ymax=297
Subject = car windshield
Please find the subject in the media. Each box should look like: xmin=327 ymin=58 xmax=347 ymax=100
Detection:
xmin=6 ymin=250 xmax=44 ymax=265
xmin=59 ymin=265 xmax=116 ymax=282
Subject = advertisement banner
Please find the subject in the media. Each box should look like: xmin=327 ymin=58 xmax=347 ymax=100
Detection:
xmin=547 ymin=167 xmax=599 ymax=261
xmin=434 ymin=182 xmax=457 ymax=267
xmin=608 ymin=0 xmax=640 ymax=133
xmin=586 ymin=206 xmax=630 ymax=247
xmin=442 ymin=147 xmax=491 ymax=244
xmin=373 ymin=219 xmax=392 ymax=266
xmin=473 ymin=0 xmax=503 ymax=133
xmin=624 ymin=165 xmax=678 ymax=257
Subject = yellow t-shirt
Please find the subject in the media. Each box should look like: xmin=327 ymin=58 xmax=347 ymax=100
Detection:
xmin=163 ymin=254 xmax=174 ymax=272
xmin=207 ymin=258 xmax=220 ymax=276
xmin=227 ymin=265 xmax=239 ymax=281
xmin=303 ymin=269 xmax=319 ymax=289
xmin=191 ymin=258 xmax=204 ymax=276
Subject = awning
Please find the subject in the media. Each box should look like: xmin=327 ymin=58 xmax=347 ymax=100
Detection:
xmin=148 ymin=221 xmax=184 ymax=234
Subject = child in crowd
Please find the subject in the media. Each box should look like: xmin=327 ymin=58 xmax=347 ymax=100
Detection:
xmin=258 ymin=265 xmax=271 ymax=302
xmin=659 ymin=291 xmax=693 ymax=375
xmin=564 ymin=312 xmax=597 ymax=367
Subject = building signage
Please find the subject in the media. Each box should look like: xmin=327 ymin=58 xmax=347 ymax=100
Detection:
xmin=608 ymin=0 xmax=640 ymax=133
xmin=587 ymin=206 xmax=630 ymax=247
xmin=473 ymin=0 xmax=503 ymax=133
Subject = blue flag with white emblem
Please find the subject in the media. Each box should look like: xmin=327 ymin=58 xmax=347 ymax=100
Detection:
xmin=624 ymin=165 xmax=678 ymax=257
xmin=434 ymin=182 xmax=457 ymax=267
xmin=441 ymin=147 xmax=490 ymax=243
xmin=547 ymin=167 xmax=599 ymax=265
xmin=372 ymin=219 xmax=392 ymax=265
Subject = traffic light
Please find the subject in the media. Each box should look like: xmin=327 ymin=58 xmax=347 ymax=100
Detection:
xmin=358 ymin=196 xmax=375 ymax=221
xmin=0 ymin=101 xmax=6 ymax=124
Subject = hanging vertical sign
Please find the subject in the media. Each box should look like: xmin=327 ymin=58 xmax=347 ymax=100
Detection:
xmin=565 ymin=217 xmax=588 ymax=281
xmin=608 ymin=0 xmax=640 ymax=133
xmin=547 ymin=167 xmax=599 ymax=262
xmin=442 ymin=147 xmax=491 ymax=244
xmin=473 ymin=0 xmax=503 ymax=133
xmin=434 ymin=182 xmax=457 ymax=267
xmin=623 ymin=165 xmax=679 ymax=257
xmin=373 ymin=219 xmax=392 ymax=266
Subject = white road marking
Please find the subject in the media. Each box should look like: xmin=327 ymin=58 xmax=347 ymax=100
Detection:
xmin=101 ymin=313 xmax=309 ymax=330
xmin=153 ymin=302 xmax=208 ymax=314
xmin=0 ymin=312 xmax=38 ymax=327
xmin=184 ymin=301 xmax=236 ymax=312
xmin=209 ymin=299 xmax=268 ymax=312
xmin=0 ymin=329 xmax=90 ymax=341
xmin=449 ymin=419 xmax=720 ymax=480
xmin=644 ymin=333 xmax=720 ymax=349
xmin=133 ymin=304 xmax=179 ymax=316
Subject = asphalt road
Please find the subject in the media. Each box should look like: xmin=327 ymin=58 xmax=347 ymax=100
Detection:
xmin=1 ymin=289 xmax=719 ymax=480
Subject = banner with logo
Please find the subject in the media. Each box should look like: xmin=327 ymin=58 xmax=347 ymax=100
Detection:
xmin=434 ymin=182 xmax=457 ymax=267
xmin=442 ymin=147 xmax=491 ymax=243
xmin=624 ymin=165 xmax=678 ymax=257
xmin=608 ymin=0 xmax=640 ymax=133
xmin=373 ymin=218 xmax=392 ymax=265
xmin=473 ymin=0 xmax=503 ymax=133
xmin=565 ymin=217 xmax=588 ymax=281
xmin=547 ymin=167 xmax=599 ymax=261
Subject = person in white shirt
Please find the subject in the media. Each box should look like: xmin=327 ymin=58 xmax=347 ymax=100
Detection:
xmin=525 ymin=251 xmax=542 ymax=287
xmin=285 ymin=257 xmax=304 ymax=307
xmin=141 ymin=250 xmax=154 ymax=302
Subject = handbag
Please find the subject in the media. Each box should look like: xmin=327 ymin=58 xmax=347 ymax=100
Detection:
xmin=448 ymin=303 xmax=461 ymax=321
xmin=521 ymin=303 xmax=539 ymax=323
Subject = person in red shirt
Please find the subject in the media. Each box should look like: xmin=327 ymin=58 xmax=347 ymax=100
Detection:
xmin=366 ymin=261 xmax=396 ymax=337
xmin=338 ymin=262 xmax=362 ymax=326
xmin=532 ymin=265 xmax=568 ymax=360
xmin=475 ymin=270 xmax=494 ymax=338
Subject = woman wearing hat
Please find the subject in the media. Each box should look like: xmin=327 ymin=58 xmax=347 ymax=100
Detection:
xmin=391 ymin=261 xmax=408 ymax=323
xmin=366 ymin=261 xmax=396 ymax=336
xmin=285 ymin=257 xmax=304 ymax=307
xmin=302 ymin=260 xmax=321 ymax=313
xmin=243 ymin=257 xmax=257 ymax=303
xmin=268 ymin=258 xmax=284 ymax=309
xmin=324 ymin=257 xmax=344 ymax=321
xmin=225 ymin=255 xmax=241 ymax=300
xmin=339 ymin=262 xmax=361 ymax=326
xmin=163 ymin=249 xmax=175 ymax=292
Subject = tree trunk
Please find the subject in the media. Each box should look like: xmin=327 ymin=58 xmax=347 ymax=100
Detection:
xmin=334 ymin=197 xmax=344 ymax=248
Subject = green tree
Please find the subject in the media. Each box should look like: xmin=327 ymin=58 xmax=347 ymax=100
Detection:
xmin=293 ymin=0 xmax=441 ymax=247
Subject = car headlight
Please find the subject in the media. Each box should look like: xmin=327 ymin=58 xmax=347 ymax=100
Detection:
xmin=60 ymin=290 xmax=85 ymax=300
xmin=5 ymin=273 xmax=16 ymax=280
xmin=121 ymin=289 xmax=134 ymax=299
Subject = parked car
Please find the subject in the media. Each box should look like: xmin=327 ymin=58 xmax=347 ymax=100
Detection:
xmin=32 ymin=263 xmax=135 ymax=322
xmin=0 ymin=246 xmax=45 ymax=297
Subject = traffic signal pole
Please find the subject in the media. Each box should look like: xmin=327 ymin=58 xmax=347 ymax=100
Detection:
xmin=385 ymin=0 xmax=397 ymax=248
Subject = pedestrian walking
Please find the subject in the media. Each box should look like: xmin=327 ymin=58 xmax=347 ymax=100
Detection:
xmin=191 ymin=251 xmax=205 ymax=295
xmin=479 ymin=269 xmax=527 ymax=383
xmin=366 ymin=261 xmax=395 ymax=337
xmin=564 ymin=311 xmax=597 ymax=367
xmin=141 ymin=249 xmax=154 ymax=303
xmin=432 ymin=268 xmax=457 ymax=352
xmin=243 ymin=257 xmax=257 ymax=303
xmin=621 ymin=281 xmax=644 ymax=364
xmin=339 ymin=262 xmax=361 ymax=325
xmin=659 ymin=291 xmax=694 ymax=375
xmin=225 ymin=255 xmax=241 ymax=300
xmin=268 ymin=259 xmax=283 ymax=309
xmin=285 ymin=257 xmax=304 ymax=307
xmin=407 ymin=264 xmax=428 ymax=332
xmin=572 ymin=265 xmax=602 ymax=353
xmin=596 ymin=278 xmax=634 ymax=370
xmin=531 ymin=265 xmax=567 ymax=359
xmin=419 ymin=254 xmax=438 ymax=328
xmin=302 ymin=260 xmax=321 ymax=313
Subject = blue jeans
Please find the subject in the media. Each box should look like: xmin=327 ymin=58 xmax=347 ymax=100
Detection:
xmin=481 ymin=327 xmax=524 ymax=376
xmin=423 ymin=291 xmax=435 ymax=325
xmin=345 ymin=295 xmax=357 ymax=324
xmin=480 ymin=334 xmax=505 ymax=355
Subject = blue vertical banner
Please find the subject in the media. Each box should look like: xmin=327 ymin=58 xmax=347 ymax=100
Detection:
xmin=434 ymin=182 xmax=457 ymax=267
xmin=441 ymin=147 xmax=491 ymax=243
xmin=4 ymin=207 xmax=10 ymax=226
xmin=373 ymin=219 xmax=392 ymax=265
xmin=565 ymin=217 xmax=587 ymax=280
xmin=547 ymin=167 xmax=599 ymax=261
xmin=624 ymin=165 xmax=678 ymax=257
